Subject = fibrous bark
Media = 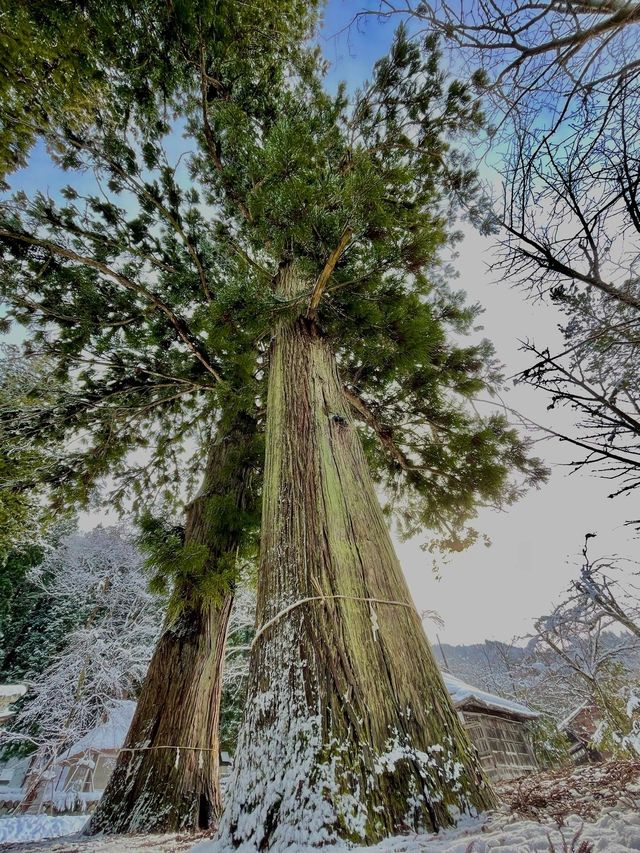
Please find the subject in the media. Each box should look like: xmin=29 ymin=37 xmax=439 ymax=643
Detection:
xmin=217 ymin=264 xmax=496 ymax=849
xmin=87 ymin=420 xmax=253 ymax=834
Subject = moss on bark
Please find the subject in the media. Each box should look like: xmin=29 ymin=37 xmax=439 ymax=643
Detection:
xmin=86 ymin=420 xmax=255 ymax=835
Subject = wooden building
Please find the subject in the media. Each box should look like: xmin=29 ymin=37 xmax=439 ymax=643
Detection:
xmin=3 ymin=701 xmax=137 ymax=814
xmin=442 ymin=672 xmax=539 ymax=781
xmin=2 ymin=700 xmax=234 ymax=814
xmin=559 ymin=702 xmax=606 ymax=764
xmin=54 ymin=700 xmax=137 ymax=807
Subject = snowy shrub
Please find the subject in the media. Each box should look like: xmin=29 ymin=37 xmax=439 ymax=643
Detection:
xmin=528 ymin=715 xmax=571 ymax=769
xmin=590 ymin=683 xmax=640 ymax=758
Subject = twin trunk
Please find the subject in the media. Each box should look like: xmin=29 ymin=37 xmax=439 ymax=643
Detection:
xmin=217 ymin=264 xmax=496 ymax=849
xmin=87 ymin=421 xmax=253 ymax=834
xmin=89 ymin=260 xmax=494 ymax=843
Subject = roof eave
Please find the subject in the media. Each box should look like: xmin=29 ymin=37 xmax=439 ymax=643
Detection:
xmin=456 ymin=698 xmax=540 ymax=721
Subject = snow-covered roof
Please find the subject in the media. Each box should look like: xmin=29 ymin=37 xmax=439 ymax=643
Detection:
xmin=65 ymin=700 xmax=136 ymax=758
xmin=0 ymin=685 xmax=27 ymax=721
xmin=0 ymin=684 xmax=27 ymax=698
xmin=442 ymin=672 xmax=539 ymax=720
xmin=558 ymin=701 xmax=591 ymax=731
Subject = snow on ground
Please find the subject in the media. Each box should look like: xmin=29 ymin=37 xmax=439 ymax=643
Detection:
xmin=0 ymin=815 xmax=87 ymax=845
xmin=0 ymin=828 xmax=198 ymax=851
xmin=352 ymin=808 xmax=640 ymax=851
xmin=2 ymin=811 xmax=640 ymax=851
xmin=3 ymin=761 xmax=640 ymax=852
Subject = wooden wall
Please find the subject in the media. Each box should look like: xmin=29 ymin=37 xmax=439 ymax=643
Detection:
xmin=461 ymin=709 xmax=538 ymax=781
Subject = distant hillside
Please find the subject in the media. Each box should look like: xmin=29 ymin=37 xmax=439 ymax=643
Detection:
xmin=431 ymin=634 xmax=640 ymax=719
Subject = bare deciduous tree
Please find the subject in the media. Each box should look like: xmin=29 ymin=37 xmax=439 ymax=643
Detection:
xmin=572 ymin=535 xmax=640 ymax=637
xmin=354 ymin=1 xmax=640 ymax=504
xmin=356 ymin=1 xmax=640 ymax=120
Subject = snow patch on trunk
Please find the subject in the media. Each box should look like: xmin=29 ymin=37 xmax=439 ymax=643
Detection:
xmin=215 ymin=622 xmax=477 ymax=850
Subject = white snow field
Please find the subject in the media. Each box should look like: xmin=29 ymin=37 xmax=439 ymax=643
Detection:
xmin=0 ymin=814 xmax=87 ymax=844
xmin=0 ymin=809 xmax=639 ymax=851
xmin=361 ymin=809 xmax=640 ymax=851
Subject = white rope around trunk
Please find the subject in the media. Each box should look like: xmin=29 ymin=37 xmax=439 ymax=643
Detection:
xmin=117 ymin=595 xmax=419 ymax=756
xmin=118 ymin=745 xmax=217 ymax=752
xmin=251 ymin=592 xmax=416 ymax=649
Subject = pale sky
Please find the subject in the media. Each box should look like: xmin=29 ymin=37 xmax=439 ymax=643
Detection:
xmin=396 ymin=225 xmax=639 ymax=645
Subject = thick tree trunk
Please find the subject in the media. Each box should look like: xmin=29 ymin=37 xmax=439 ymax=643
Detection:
xmin=87 ymin=420 xmax=253 ymax=834
xmin=87 ymin=597 xmax=231 ymax=834
xmin=217 ymin=263 xmax=496 ymax=849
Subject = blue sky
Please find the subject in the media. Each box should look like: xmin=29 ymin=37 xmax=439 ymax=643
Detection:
xmin=321 ymin=2 xmax=398 ymax=91
xmin=4 ymin=0 xmax=638 ymax=644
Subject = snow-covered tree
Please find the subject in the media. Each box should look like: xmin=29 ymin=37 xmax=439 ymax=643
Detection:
xmin=522 ymin=538 xmax=640 ymax=740
xmin=219 ymin=570 xmax=256 ymax=755
xmin=572 ymin=536 xmax=640 ymax=641
xmin=2 ymin=527 xmax=161 ymax=806
xmin=533 ymin=595 xmax=640 ymax=755
xmin=592 ymin=683 xmax=640 ymax=759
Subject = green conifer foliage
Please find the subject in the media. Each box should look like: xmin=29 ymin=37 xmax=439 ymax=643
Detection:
xmin=0 ymin=22 xmax=544 ymax=553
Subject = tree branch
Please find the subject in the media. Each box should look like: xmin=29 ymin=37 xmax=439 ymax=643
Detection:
xmin=307 ymin=227 xmax=353 ymax=318
xmin=343 ymin=385 xmax=413 ymax=471
xmin=0 ymin=229 xmax=223 ymax=384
